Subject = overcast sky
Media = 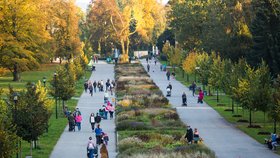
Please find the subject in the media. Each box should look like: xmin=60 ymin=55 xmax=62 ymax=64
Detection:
xmin=75 ymin=0 xmax=169 ymax=12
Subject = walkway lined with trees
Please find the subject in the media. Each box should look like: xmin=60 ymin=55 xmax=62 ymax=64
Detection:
xmin=50 ymin=61 xmax=117 ymax=158
xmin=141 ymin=59 xmax=280 ymax=158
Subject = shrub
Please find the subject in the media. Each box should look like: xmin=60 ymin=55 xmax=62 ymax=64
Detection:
xmin=118 ymin=99 xmax=132 ymax=107
xmin=117 ymin=120 xmax=152 ymax=130
xmin=118 ymin=137 xmax=144 ymax=152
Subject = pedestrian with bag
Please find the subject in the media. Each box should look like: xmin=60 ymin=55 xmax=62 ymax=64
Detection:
xmin=89 ymin=113 xmax=95 ymax=132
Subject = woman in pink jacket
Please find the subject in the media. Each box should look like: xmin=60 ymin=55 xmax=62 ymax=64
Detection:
xmin=106 ymin=102 xmax=115 ymax=119
xmin=198 ymin=89 xmax=204 ymax=104
xmin=75 ymin=113 xmax=82 ymax=131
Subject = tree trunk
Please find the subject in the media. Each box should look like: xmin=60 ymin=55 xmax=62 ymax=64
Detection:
xmin=216 ymin=89 xmax=219 ymax=102
xmin=34 ymin=140 xmax=37 ymax=149
xmin=249 ymin=109 xmax=252 ymax=127
xmin=263 ymin=111 xmax=266 ymax=128
xmin=62 ymin=100 xmax=65 ymax=110
xmin=274 ymin=119 xmax=277 ymax=133
xmin=30 ymin=141 xmax=32 ymax=156
xmin=208 ymin=87 xmax=211 ymax=96
xmin=187 ymin=74 xmax=189 ymax=82
xmin=13 ymin=64 xmax=20 ymax=81
xmin=182 ymin=68 xmax=185 ymax=78
xmin=231 ymin=98 xmax=234 ymax=113
xmin=125 ymin=37 xmax=130 ymax=55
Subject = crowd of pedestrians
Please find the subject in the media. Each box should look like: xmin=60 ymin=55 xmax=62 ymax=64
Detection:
xmin=64 ymin=75 xmax=115 ymax=158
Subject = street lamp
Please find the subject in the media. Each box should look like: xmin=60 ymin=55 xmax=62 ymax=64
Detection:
xmin=54 ymin=72 xmax=58 ymax=119
xmin=43 ymin=77 xmax=46 ymax=87
xmin=195 ymin=67 xmax=200 ymax=82
xmin=13 ymin=92 xmax=19 ymax=158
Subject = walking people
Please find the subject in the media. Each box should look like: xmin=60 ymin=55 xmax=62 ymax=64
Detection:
xmin=75 ymin=113 xmax=82 ymax=131
xmin=103 ymin=105 xmax=108 ymax=120
xmin=109 ymin=82 xmax=114 ymax=95
xmin=84 ymin=81 xmax=88 ymax=92
xmin=166 ymin=70 xmax=171 ymax=80
xmin=95 ymin=124 xmax=103 ymax=145
xmin=87 ymin=137 xmax=96 ymax=158
xmin=106 ymin=79 xmax=110 ymax=91
xmin=100 ymin=80 xmax=104 ymax=92
xmin=104 ymin=91 xmax=109 ymax=103
xmin=68 ymin=112 xmax=75 ymax=132
xmin=93 ymin=81 xmax=97 ymax=93
xmin=147 ymin=64 xmax=150 ymax=72
xmin=184 ymin=126 xmax=193 ymax=144
xmin=95 ymin=113 xmax=102 ymax=125
xmin=182 ymin=92 xmax=187 ymax=106
xmin=89 ymin=113 xmax=95 ymax=132
xmin=191 ymin=81 xmax=196 ymax=96
xmin=198 ymin=89 xmax=204 ymax=104
xmin=154 ymin=59 xmax=157 ymax=65
xmin=100 ymin=142 xmax=109 ymax=158
xmin=102 ymin=132 xmax=109 ymax=146
xmin=97 ymin=81 xmax=101 ymax=92
xmin=88 ymin=82 xmax=93 ymax=96
xmin=106 ymin=102 xmax=115 ymax=119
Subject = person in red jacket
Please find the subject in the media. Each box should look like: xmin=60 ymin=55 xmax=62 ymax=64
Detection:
xmin=198 ymin=89 xmax=204 ymax=104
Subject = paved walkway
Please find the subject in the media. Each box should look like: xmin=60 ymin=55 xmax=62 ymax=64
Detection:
xmin=50 ymin=61 xmax=117 ymax=158
xmin=141 ymin=59 xmax=279 ymax=158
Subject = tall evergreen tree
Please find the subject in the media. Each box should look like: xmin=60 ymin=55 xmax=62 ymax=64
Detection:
xmin=250 ymin=0 xmax=280 ymax=75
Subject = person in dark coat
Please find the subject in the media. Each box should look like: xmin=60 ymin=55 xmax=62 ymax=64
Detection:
xmin=185 ymin=126 xmax=193 ymax=144
xmin=182 ymin=92 xmax=187 ymax=106
xmin=68 ymin=112 xmax=75 ymax=132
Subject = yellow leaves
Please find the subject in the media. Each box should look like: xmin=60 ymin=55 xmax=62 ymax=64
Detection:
xmin=118 ymin=99 xmax=132 ymax=107
xmin=182 ymin=49 xmax=207 ymax=74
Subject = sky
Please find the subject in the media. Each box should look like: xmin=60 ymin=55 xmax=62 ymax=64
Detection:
xmin=75 ymin=0 xmax=169 ymax=12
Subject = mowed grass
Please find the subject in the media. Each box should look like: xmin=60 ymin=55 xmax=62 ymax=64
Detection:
xmin=0 ymin=63 xmax=92 ymax=157
xmin=0 ymin=63 xmax=58 ymax=91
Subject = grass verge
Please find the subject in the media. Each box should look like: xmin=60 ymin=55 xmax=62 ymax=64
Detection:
xmin=0 ymin=64 xmax=92 ymax=157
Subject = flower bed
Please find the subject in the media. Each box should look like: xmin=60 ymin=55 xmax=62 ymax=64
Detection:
xmin=115 ymin=63 xmax=215 ymax=158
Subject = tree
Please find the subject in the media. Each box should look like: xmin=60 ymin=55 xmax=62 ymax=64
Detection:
xmin=271 ymin=75 xmax=280 ymax=133
xmin=0 ymin=90 xmax=18 ymax=158
xmin=208 ymin=52 xmax=224 ymax=102
xmin=169 ymin=46 xmax=183 ymax=72
xmin=87 ymin=0 xmax=166 ymax=62
xmin=249 ymin=0 xmax=280 ymax=75
xmin=47 ymin=0 xmax=82 ymax=62
xmin=182 ymin=50 xmax=199 ymax=82
xmin=196 ymin=52 xmax=211 ymax=91
xmin=0 ymin=0 xmax=50 ymax=81
xmin=8 ymin=82 xmax=52 ymax=155
xmin=50 ymin=64 xmax=76 ymax=109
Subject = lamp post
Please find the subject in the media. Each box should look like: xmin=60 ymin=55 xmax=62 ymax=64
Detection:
xmin=195 ymin=67 xmax=200 ymax=82
xmin=13 ymin=92 xmax=19 ymax=158
xmin=54 ymin=73 xmax=58 ymax=119
xmin=43 ymin=77 xmax=46 ymax=87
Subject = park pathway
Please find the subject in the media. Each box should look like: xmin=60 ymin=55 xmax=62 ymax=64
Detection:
xmin=141 ymin=59 xmax=279 ymax=158
xmin=50 ymin=61 xmax=117 ymax=158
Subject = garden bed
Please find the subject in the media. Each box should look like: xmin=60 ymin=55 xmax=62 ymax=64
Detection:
xmin=115 ymin=63 xmax=215 ymax=158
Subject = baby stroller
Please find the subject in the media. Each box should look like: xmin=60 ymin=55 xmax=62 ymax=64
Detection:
xmin=166 ymin=88 xmax=171 ymax=97
xmin=87 ymin=146 xmax=98 ymax=158
xmin=92 ymin=65 xmax=96 ymax=71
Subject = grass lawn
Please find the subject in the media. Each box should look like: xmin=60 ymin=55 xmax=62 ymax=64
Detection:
xmin=0 ymin=63 xmax=92 ymax=157
xmin=162 ymin=60 xmax=280 ymax=155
